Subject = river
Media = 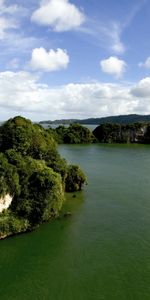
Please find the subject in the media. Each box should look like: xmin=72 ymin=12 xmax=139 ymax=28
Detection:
xmin=0 ymin=144 xmax=150 ymax=299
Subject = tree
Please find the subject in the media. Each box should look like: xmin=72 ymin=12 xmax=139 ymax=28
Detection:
xmin=65 ymin=165 xmax=87 ymax=192
xmin=54 ymin=123 xmax=95 ymax=144
xmin=0 ymin=153 xmax=20 ymax=198
xmin=0 ymin=116 xmax=56 ymax=159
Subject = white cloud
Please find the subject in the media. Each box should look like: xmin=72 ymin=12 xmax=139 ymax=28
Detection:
xmin=30 ymin=47 xmax=69 ymax=72
xmin=79 ymin=1 xmax=147 ymax=55
xmin=100 ymin=56 xmax=127 ymax=78
xmin=79 ymin=20 xmax=125 ymax=54
xmin=0 ymin=71 xmax=150 ymax=121
xmin=0 ymin=0 xmax=18 ymax=15
xmin=110 ymin=23 xmax=125 ymax=54
xmin=131 ymin=77 xmax=150 ymax=98
xmin=31 ymin=0 xmax=85 ymax=32
xmin=0 ymin=17 xmax=16 ymax=39
xmin=130 ymin=77 xmax=150 ymax=114
xmin=0 ymin=0 xmax=19 ymax=40
xmin=0 ymin=2 xmax=39 ymax=66
xmin=3 ymin=33 xmax=45 ymax=55
xmin=139 ymin=57 xmax=150 ymax=68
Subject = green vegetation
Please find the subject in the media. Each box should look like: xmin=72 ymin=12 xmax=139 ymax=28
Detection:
xmin=3 ymin=116 xmax=150 ymax=239
xmin=0 ymin=116 xmax=87 ymax=239
xmin=48 ymin=123 xmax=96 ymax=144
xmin=0 ymin=210 xmax=29 ymax=238
xmin=39 ymin=114 xmax=150 ymax=125
xmin=65 ymin=165 xmax=87 ymax=192
xmin=93 ymin=122 xmax=150 ymax=143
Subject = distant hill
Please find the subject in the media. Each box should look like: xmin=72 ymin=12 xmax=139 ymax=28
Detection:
xmin=39 ymin=114 xmax=150 ymax=125
xmin=40 ymin=119 xmax=78 ymax=125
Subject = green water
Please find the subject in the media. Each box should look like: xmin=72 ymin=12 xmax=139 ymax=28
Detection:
xmin=0 ymin=144 xmax=150 ymax=300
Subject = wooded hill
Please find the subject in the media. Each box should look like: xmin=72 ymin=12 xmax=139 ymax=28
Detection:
xmin=39 ymin=114 xmax=150 ymax=125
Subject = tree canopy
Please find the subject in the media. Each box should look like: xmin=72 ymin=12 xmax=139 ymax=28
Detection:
xmin=48 ymin=123 xmax=96 ymax=144
xmin=0 ymin=116 xmax=87 ymax=239
xmin=93 ymin=123 xmax=149 ymax=143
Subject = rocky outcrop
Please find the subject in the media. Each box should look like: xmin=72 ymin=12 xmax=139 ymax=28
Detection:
xmin=93 ymin=123 xmax=148 ymax=143
xmin=0 ymin=194 xmax=12 ymax=213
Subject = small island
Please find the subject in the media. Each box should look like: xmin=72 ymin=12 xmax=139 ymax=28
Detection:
xmin=47 ymin=121 xmax=150 ymax=144
xmin=48 ymin=123 xmax=96 ymax=144
xmin=93 ymin=122 xmax=150 ymax=143
xmin=0 ymin=116 xmax=87 ymax=240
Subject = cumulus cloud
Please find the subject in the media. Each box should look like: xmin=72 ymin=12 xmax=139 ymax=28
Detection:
xmin=100 ymin=56 xmax=127 ymax=78
xmin=30 ymin=47 xmax=69 ymax=72
xmin=131 ymin=77 xmax=150 ymax=98
xmin=130 ymin=77 xmax=150 ymax=114
xmin=31 ymin=0 xmax=85 ymax=32
xmin=139 ymin=57 xmax=150 ymax=68
xmin=0 ymin=71 xmax=150 ymax=121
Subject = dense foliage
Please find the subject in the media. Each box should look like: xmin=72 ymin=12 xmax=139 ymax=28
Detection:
xmin=0 ymin=116 xmax=87 ymax=239
xmin=0 ymin=153 xmax=20 ymax=198
xmin=48 ymin=123 xmax=96 ymax=144
xmin=65 ymin=165 xmax=87 ymax=192
xmin=0 ymin=211 xmax=29 ymax=237
xmin=0 ymin=116 xmax=56 ymax=158
xmin=93 ymin=123 xmax=149 ymax=143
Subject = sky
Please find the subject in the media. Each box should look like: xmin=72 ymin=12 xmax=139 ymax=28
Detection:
xmin=0 ymin=0 xmax=150 ymax=121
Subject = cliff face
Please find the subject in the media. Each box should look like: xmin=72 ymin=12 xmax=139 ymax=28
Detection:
xmin=0 ymin=194 xmax=12 ymax=213
xmin=93 ymin=123 xmax=148 ymax=143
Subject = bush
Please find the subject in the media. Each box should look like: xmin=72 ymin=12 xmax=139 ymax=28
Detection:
xmin=0 ymin=211 xmax=29 ymax=238
xmin=65 ymin=165 xmax=87 ymax=192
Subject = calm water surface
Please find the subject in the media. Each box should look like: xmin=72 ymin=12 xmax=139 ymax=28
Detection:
xmin=0 ymin=144 xmax=150 ymax=300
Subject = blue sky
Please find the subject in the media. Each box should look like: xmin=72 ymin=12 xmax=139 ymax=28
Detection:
xmin=0 ymin=0 xmax=150 ymax=121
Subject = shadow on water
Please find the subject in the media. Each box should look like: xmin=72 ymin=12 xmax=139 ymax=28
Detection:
xmin=0 ymin=191 xmax=85 ymax=300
